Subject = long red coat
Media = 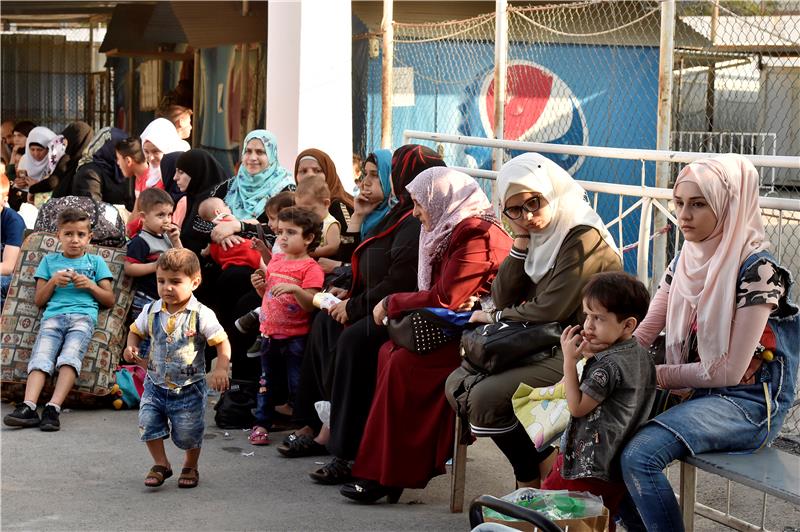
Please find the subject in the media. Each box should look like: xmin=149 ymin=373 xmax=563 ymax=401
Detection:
xmin=351 ymin=217 xmax=512 ymax=488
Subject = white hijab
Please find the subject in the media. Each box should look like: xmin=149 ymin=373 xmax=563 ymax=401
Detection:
xmin=496 ymin=153 xmax=620 ymax=283
xmin=140 ymin=118 xmax=190 ymax=188
xmin=18 ymin=126 xmax=57 ymax=181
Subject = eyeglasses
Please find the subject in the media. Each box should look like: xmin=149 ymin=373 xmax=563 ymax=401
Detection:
xmin=503 ymin=196 xmax=542 ymax=220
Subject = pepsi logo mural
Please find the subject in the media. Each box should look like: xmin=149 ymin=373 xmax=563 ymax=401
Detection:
xmin=460 ymin=60 xmax=588 ymax=173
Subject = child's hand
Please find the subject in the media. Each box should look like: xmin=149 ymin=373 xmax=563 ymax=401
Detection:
xmin=250 ymin=270 xmax=266 ymax=296
xmin=251 ymin=238 xmax=271 ymax=262
xmin=560 ymin=325 xmax=587 ymax=363
xmin=123 ymin=345 xmax=144 ymax=365
xmin=270 ymin=283 xmax=297 ymax=297
xmin=209 ymin=368 xmax=229 ymax=392
xmin=52 ymin=270 xmax=73 ymax=287
xmin=164 ymin=223 xmax=181 ymax=245
xmin=71 ymin=273 xmax=94 ymax=290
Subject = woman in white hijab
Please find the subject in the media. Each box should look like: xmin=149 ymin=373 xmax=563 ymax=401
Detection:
xmin=445 ymin=152 xmax=622 ymax=488
xmin=16 ymin=126 xmax=57 ymax=190
xmin=139 ymin=118 xmax=190 ymax=191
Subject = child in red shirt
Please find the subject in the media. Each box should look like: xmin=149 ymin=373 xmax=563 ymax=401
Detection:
xmin=248 ymin=207 xmax=324 ymax=445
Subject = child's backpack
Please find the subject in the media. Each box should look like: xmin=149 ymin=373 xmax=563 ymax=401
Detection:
xmin=34 ymin=195 xmax=126 ymax=248
xmin=114 ymin=365 xmax=147 ymax=408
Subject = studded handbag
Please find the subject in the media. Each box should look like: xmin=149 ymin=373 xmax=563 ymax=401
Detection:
xmin=387 ymin=308 xmax=473 ymax=355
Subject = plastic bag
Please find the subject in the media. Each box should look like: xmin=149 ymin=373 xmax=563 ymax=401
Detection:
xmin=482 ymin=489 xmax=605 ymax=522
xmin=315 ymin=400 xmax=331 ymax=425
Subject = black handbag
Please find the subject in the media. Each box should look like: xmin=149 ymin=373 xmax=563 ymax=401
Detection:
xmin=387 ymin=308 xmax=472 ymax=354
xmin=460 ymin=320 xmax=562 ymax=374
xmin=213 ymin=379 xmax=258 ymax=429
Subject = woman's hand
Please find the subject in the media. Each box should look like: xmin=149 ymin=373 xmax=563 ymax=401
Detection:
xmin=211 ymin=220 xmax=241 ymax=242
xmin=468 ymin=310 xmax=492 ymax=324
xmin=328 ymin=286 xmax=347 ymax=299
xmin=372 ymin=298 xmax=388 ymax=326
xmin=560 ymin=325 xmax=587 ymax=364
xmin=456 ymin=295 xmax=479 ymax=312
xmin=218 ymin=235 xmax=245 ymax=251
xmin=318 ymin=258 xmax=342 ymax=274
xmin=353 ymin=193 xmax=380 ymax=217
xmin=329 ymin=299 xmax=350 ymax=324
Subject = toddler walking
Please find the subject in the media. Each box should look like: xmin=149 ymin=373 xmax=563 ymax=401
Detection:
xmin=124 ymin=248 xmax=231 ymax=488
xmin=248 ymin=207 xmax=324 ymax=445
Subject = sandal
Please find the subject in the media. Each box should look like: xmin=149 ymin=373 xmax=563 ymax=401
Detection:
xmin=309 ymin=457 xmax=352 ymax=485
xmin=248 ymin=426 xmax=270 ymax=446
xmin=276 ymin=433 xmax=329 ymax=458
xmin=178 ymin=467 xmax=199 ymax=489
xmin=144 ymin=465 xmax=173 ymax=487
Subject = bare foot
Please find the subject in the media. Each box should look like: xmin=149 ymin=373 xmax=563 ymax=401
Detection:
xmin=275 ymin=403 xmax=293 ymax=417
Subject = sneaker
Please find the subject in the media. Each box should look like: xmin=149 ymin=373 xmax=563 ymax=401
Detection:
xmin=235 ymin=310 xmax=260 ymax=334
xmin=3 ymin=404 xmax=40 ymax=428
xmin=245 ymin=338 xmax=262 ymax=358
xmin=39 ymin=405 xmax=61 ymax=432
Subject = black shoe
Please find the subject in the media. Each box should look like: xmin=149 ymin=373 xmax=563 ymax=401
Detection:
xmin=277 ymin=433 xmax=329 ymax=458
xmin=39 ymin=405 xmax=61 ymax=432
xmin=3 ymin=404 xmax=40 ymax=428
xmin=340 ymin=479 xmax=403 ymax=504
xmin=245 ymin=338 xmax=262 ymax=358
xmin=309 ymin=457 xmax=352 ymax=485
xmin=235 ymin=310 xmax=260 ymax=334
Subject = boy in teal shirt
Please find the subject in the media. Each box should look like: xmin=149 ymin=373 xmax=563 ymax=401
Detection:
xmin=3 ymin=207 xmax=114 ymax=431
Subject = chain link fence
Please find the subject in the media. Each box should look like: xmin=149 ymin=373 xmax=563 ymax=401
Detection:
xmin=356 ymin=0 xmax=800 ymax=442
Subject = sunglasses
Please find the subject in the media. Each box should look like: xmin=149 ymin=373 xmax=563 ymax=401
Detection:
xmin=503 ymin=196 xmax=542 ymax=220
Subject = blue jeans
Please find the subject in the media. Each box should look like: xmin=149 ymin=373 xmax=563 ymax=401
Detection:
xmin=28 ymin=313 xmax=95 ymax=376
xmin=254 ymin=336 xmax=305 ymax=428
xmin=138 ymin=378 xmax=207 ymax=450
xmin=127 ymin=291 xmax=154 ymax=358
xmin=620 ymin=423 xmax=688 ymax=531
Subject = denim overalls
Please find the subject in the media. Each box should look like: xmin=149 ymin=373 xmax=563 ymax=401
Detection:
xmin=652 ymin=251 xmax=799 ymax=454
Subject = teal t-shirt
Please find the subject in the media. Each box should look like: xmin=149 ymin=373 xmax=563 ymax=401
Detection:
xmin=34 ymin=252 xmax=113 ymax=322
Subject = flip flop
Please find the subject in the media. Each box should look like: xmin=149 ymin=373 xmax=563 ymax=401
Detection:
xmin=178 ymin=467 xmax=199 ymax=489
xmin=145 ymin=465 xmax=173 ymax=487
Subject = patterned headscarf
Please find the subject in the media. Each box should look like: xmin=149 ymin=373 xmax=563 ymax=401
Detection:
xmin=225 ymin=129 xmax=293 ymax=220
xmin=294 ymin=148 xmax=354 ymax=209
xmin=406 ymin=167 xmax=496 ymax=290
xmin=666 ymin=154 xmax=768 ymax=375
xmin=19 ymin=126 xmax=57 ymax=180
xmin=359 ymin=149 xmax=393 ymax=239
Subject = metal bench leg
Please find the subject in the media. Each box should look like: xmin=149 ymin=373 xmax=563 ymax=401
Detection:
xmin=450 ymin=416 xmax=468 ymax=513
xmin=680 ymin=461 xmax=697 ymax=532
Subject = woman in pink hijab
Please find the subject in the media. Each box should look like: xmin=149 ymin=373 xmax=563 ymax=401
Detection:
xmin=339 ymin=167 xmax=512 ymax=503
xmin=620 ymin=154 xmax=799 ymax=530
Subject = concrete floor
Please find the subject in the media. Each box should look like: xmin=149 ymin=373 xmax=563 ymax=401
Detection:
xmin=2 ymin=400 xmax=799 ymax=531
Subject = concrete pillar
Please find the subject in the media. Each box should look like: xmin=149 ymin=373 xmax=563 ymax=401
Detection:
xmin=266 ymin=0 xmax=354 ymax=191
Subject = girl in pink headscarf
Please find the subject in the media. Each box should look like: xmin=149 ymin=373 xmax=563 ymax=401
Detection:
xmin=620 ymin=153 xmax=799 ymax=530
xmin=340 ymin=167 xmax=512 ymax=503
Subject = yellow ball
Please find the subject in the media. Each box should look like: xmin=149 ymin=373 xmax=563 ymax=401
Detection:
xmin=762 ymin=350 xmax=774 ymax=362
xmin=112 ymin=399 xmax=124 ymax=410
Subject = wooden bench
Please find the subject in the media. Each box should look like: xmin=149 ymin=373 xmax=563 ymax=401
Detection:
xmin=679 ymin=446 xmax=800 ymax=531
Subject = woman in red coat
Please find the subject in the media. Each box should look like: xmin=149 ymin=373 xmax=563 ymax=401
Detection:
xmin=341 ymin=167 xmax=513 ymax=503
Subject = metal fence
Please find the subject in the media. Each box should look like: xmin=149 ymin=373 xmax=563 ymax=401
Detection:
xmin=1 ymin=25 xmax=112 ymax=134
xmin=356 ymin=0 xmax=800 ymax=278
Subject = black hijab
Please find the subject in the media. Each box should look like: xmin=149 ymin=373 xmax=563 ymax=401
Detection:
xmin=373 ymin=144 xmax=446 ymax=234
xmin=175 ymin=149 xmax=228 ymax=255
xmin=159 ymin=151 xmax=184 ymax=203
xmin=32 ymin=121 xmax=94 ymax=196
xmin=12 ymin=120 xmax=36 ymax=138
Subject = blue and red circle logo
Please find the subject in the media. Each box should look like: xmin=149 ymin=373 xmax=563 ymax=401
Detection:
xmin=459 ymin=60 xmax=589 ymax=174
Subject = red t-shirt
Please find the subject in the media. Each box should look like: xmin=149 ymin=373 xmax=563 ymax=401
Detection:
xmin=209 ymin=241 xmax=261 ymax=270
xmin=259 ymin=254 xmax=324 ymax=338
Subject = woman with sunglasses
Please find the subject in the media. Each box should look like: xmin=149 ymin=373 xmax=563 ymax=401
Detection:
xmin=445 ymin=152 xmax=622 ymax=488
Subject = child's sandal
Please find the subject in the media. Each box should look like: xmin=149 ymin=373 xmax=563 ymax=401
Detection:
xmin=248 ymin=426 xmax=270 ymax=446
xmin=144 ymin=465 xmax=173 ymax=487
xmin=178 ymin=467 xmax=199 ymax=489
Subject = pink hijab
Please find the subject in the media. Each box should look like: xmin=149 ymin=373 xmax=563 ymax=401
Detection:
xmin=406 ymin=167 xmax=497 ymax=290
xmin=667 ymin=153 xmax=767 ymax=373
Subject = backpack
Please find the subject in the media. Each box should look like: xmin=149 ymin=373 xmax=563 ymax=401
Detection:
xmin=214 ymin=380 xmax=258 ymax=429
xmin=34 ymin=195 xmax=126 ymax=247
xmin=114 ymin=365 xmax=147 ymax=408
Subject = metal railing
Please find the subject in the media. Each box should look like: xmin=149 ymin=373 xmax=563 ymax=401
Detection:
xmin=403 ymin=130 xmax=800 ymax=290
